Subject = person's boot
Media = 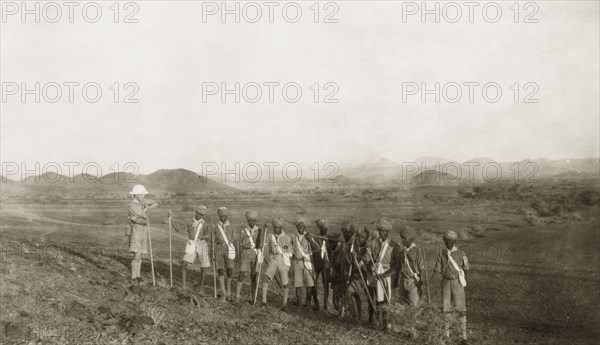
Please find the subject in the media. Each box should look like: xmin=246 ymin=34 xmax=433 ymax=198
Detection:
xmin=368 ymin=303 xmax=374 ymax=326
xmin=226 ymin=278 xmax=232 ymax=301
xmin=199 ymin=269 xmax=206 ymax=292
xmin=235 ymin=280 xmax=243 ymax=303
xmin=219 ymin=276 xmax=227 ymax=301
xmin=293 ymin=287 xmax=302 ymax=306
xmin=459 ymin=315 xmax=468 ymax=344
xmin=304 ymin=288 xmax=311 ymax=308
xmin=281 ymin=287 xmax=289 ymax=312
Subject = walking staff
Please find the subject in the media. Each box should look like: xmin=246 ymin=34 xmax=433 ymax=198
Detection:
xmin=253 ymin=219 xmax=269 ymax=306
xmin=168 ymin=209 xmax=173 ymax=287
xmin=211 ymin=216 xmax=217 ymax=298
xmin=147 ymin=211 xmax=156 ymax=286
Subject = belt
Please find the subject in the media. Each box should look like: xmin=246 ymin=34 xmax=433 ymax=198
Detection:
xmin=443 ymin=277 xmax=458 ymax=280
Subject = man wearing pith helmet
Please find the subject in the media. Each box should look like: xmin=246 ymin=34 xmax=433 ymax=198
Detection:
xmin=399 ymin=226 xmax=427 ymax=306
xmin=235 ymin=210 xmax=266 ymax=304
xmin=434 ymin=230 xmax=470 ymax=345
xmin=126 ymin=184 xmax=158 ymax=284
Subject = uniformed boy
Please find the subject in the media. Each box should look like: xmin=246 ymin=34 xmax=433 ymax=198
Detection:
xmin=399 ymin=226 xmax=427 ymax=306
xmin=261 ymin=217 xmax=293 ymax=311
xmin=368 ymin=219 xmax=401 ymax=330
xmin=214 ymin=207 xmax=236 ymax=301
xmin=171 ymin=205 xmax=210 ymax=291
xmin=433 ymin=230 xmax=470 ymax=345
xmin=291 ymin=218 xmax=318 ymax=310
xmin=235 ymin=211 xmax=265 ymax=303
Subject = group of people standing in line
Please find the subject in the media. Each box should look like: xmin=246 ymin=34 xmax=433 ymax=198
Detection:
xmin=127 ymin=184 xmax=471 ymax=344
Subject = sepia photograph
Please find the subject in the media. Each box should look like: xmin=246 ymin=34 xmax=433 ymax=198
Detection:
xmin=1 ymin=1 xmax=599 ymax=344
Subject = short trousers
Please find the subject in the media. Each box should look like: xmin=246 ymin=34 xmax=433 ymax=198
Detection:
xmin=240 ymin=248 xmax=258 ymax=273
xmin=215 ymin=243 xmax=235 ymax=270
xmin=292 ymin=259 xmax=315 ymax=288
xmin=182 ymin=240 xmax=210 ymax=268
xmin=442 ymin=278 xmax=466 ymax=312
xmin=264 ymin=255 xmax=290 ymax=286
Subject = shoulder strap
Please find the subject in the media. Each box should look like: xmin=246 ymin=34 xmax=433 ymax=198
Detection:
xmin=272 ymin=234 xmax=284 ymax=255
xmin=378 ymin=240 xmax=390 ymax=264
xmin=244 ymin=226 xmax=256 ymax=249
xmin=448 ymin=251 xmax=462 ymax=272
xmin=217 ymin=224 xmax=230 ymax=246
xmin=296 ymin=235 xmax=307 ymax=257
xmin=193 ymin=220 xmax=203 ymax=242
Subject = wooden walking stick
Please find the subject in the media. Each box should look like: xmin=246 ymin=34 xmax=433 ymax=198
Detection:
xmin=211 ymin=216 xmax=217 ymax=298
xmin=422 ymin=243 xmax=431 ymax=304
xmin=147 ymin=211 xmax=156 ymax=287
xmin=350 ymin=250 xmax=381 ymax=326
xmin=168 ymin=210 xmax=173 ymax=288
xmin=253 ymin=222 xmax=269 ymax=306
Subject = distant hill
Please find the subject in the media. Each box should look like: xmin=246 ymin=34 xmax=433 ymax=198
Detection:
xmin=139 ymin=169 xmax=236 ymax=193
xmin=340 ymin=157 xmax=600 ymax=184
xmin=0 ymin=169 xmax=236 ymax=196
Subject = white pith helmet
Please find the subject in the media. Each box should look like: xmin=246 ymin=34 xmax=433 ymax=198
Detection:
xmin=129 ymin=184 xmax=149 ymax=195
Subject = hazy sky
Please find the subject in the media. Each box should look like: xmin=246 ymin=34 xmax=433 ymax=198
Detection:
xmin=1 ymin=1 xmax=599 ymax=174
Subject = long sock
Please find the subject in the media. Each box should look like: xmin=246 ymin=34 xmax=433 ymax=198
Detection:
xmin=459 ymin=316 xmax=467 ymax=340
xmin=236 ymin=281 xmax=243 ymax=302
xmin=262 ymin=282 xmax=269 ymax=303
xmin=199 ymin=270 xmax=205 ymax=289
xmin=313 ymin=287 xmax=320 ymax=310
xmin=131 ymin=259 xmax=141 ymax=279
xmin=305 ymin=288 xmax=311 ymax=307
xmin=444 ymin=313 xmax=452 ymax=338
xmin=282 ymin=287 xmax=289 ymax=307
xmin=182 ymin=267 xmax=187 ymax=289
xmin=226 ymin=278 xmax=232 ymax=299
xmin=295 ymin=287 xmax=302 ymax=305
xmin=219 ymin=276 xmax=226 ymax=299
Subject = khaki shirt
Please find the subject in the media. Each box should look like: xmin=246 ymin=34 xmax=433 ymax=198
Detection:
xmin=240 ymin=225 xmax=262 ymax=250
xmin=434 ymin=247 xmax=469 ymax=280
xmin=400 ymin=244 xmax=425 ymax=280
xmin=214 ymin=220 xmax=235 ymax=245
xmin=265 ymin=231 xmax=293 ymax=259
xmin=187 ymin=218 xmax=209 ymax=241
xmin=291 ymin=234 xmax=312 ymax=260
xmin=128 ymin=198 xmax=155 ymax=225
